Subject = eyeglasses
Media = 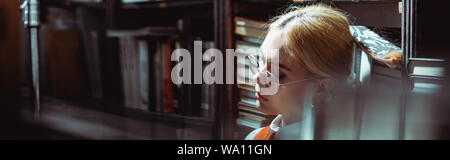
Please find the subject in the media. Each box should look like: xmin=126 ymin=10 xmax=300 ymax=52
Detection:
xmin=248 ymin=54 xmax=314 ymax=88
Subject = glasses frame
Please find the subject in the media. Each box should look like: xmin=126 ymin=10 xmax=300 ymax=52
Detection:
xmin=248 ymin=54 xmax=315 ymax=88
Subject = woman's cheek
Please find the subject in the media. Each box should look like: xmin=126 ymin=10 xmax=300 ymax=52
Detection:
xmin=258 ymin=92 xmax=283 ymax=115
xmin=281 ymin=86 xmax=306 ymax=113
xmin=277 ymin=89 xmax=291 ymax=112
xmin=268 ymin=89 xmax=288 ymax=113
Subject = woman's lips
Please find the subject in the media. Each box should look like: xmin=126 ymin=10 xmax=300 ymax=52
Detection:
xmin=256 ymin=92 xmax=268 ymax=102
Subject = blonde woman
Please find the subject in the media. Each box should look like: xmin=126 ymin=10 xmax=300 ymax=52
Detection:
xmin=245 ymin=4 xmax=358 ymax=140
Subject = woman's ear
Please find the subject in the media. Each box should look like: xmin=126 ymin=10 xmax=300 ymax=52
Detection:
xmin=312 ymin=78 xmax=335 ymax=106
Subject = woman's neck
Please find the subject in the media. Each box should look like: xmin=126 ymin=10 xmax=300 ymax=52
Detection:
xmin=280 ymin=114 xmax=302 ymax=127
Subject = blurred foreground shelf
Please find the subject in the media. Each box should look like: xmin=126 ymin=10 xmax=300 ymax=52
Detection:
xmin=21 ymin=96 xmax=215 ymax=139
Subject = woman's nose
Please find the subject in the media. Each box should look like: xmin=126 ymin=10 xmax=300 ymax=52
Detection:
xmin=253 ymin=70 xmax=271 ymax=88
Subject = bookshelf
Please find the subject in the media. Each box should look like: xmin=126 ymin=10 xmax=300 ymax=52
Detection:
xmin=28 ymin=0 xmax=446 ymax=140
xmin=40 ymin=96 xmax=215 ymax=128
xmin=33 ymin=0 xmax=227 ymax=140
xmin=11 ymin=0 xmax=448 ymax=140
xmin=22 ymin=95 xmax=215 ymax=139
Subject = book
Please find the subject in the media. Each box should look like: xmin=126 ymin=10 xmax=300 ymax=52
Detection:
xmin=236 ymin=117 xmax=263 ymax=129
xmin=240 ymin=89 xmax=256 ymax=99
xmin=234 ymin=17 xmax=267 ymax=39
xmin=76 ymin=7 xmax=104 ymax=98
xmin=153 ymin=41 xmax=163 ymax=112
xmin=162 ymin=38 xmax=174 ymax=113
xmin=110 ymin=29 xmax=154 ymax=110
xmin=408 ymin=58 xmax=446 ymax=78
xmin=45 ymin=29 xmax=85 ymax=97
xmin=127 ymin=37 xmax=139 ymax=109
xmin=235 ymin=26 xmax=267 ymax=40
xmin=240 ymin=97 xmax=258 ymax=108
xmin=201 ymin=41 xmax=215 ymax=118
xmin=89 ymin=31 xmax=103 ymax=98
xmin=238 ymin=102 xmax=263 ymax=115
xmin=236 ymin=111 xmax=276 ymax=129
xmin=236 ymin=67 xmax=256 ymax=85
xmin=235 ymin=40 xmax=260 ymax=56
xmin=108 ymin=27 xmax=178 ymax=111
xmin=411 ymin=76 xmax=444 ymax=95
xmin=235 ymin=17 xmax=267 ymax=30
xmin=172 ymin=41 xmax=182 ymax=114
xmin=236 ymin=41 xmax=259 ymax=86
xmin=138 ymin=40 xmax=150 ymax=110
xmin=241 ymin=36 xmax=264 ymax=45
xmin=118 ymin=38 xmax=130 ymax=108
xmin=237 ymin=83 xmax=256 ymax=92
xmin=118 ymin=37 xmax=142 ymax=109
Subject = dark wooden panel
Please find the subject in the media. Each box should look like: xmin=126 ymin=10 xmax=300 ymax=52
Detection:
xmin=0 ymin=0 xmax=22 ymax=138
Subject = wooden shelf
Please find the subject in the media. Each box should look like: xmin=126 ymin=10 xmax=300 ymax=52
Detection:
xmin=123 ymin=108 xmax=215 ymax=127
xmin=122 ymin=0 xmax=213 ymax=9
xmin=98 ymin=101 xmax=216 ymax=128
xmin=45 ymin=0 xmax=106 ymax=9
xmin=39 ymin=96 xmax=215 ymax=128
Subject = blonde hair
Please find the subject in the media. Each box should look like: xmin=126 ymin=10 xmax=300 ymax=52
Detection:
xmin=270 ymin=4 xmax=354 ymax=81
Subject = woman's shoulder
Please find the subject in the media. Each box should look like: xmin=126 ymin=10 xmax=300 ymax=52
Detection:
xmin=244 ymin=127 xmax=265 ymax=140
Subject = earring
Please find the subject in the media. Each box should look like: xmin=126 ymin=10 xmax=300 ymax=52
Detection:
xmin=326 ymin=95 xmax=332 ymax=102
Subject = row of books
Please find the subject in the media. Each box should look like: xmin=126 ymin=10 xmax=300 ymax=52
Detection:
xmin=234 ymin=17 xmax=275 ymax=129
xmin=107 ymin=26 xmax=216 ymax=119
xmin=39 ymin=6 xmax=86 ymax=97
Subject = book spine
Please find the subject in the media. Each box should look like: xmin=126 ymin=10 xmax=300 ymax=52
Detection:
xmin=172 ymin=41 xmax=182 ymax=114
xmin=119 ymin=38 xmax=130 ymax=108
xmin=162 ymin=39 xmax=174 ymax=113
xmin=138 ymin=40 xmax=150 ymax=111
xmin=154 ymin=41 xmax=162 ymax=113
xmin=89 ymin=31 xmax=103 ymax=99
xmin=128 ymin=37 xmax=139 ymax=109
